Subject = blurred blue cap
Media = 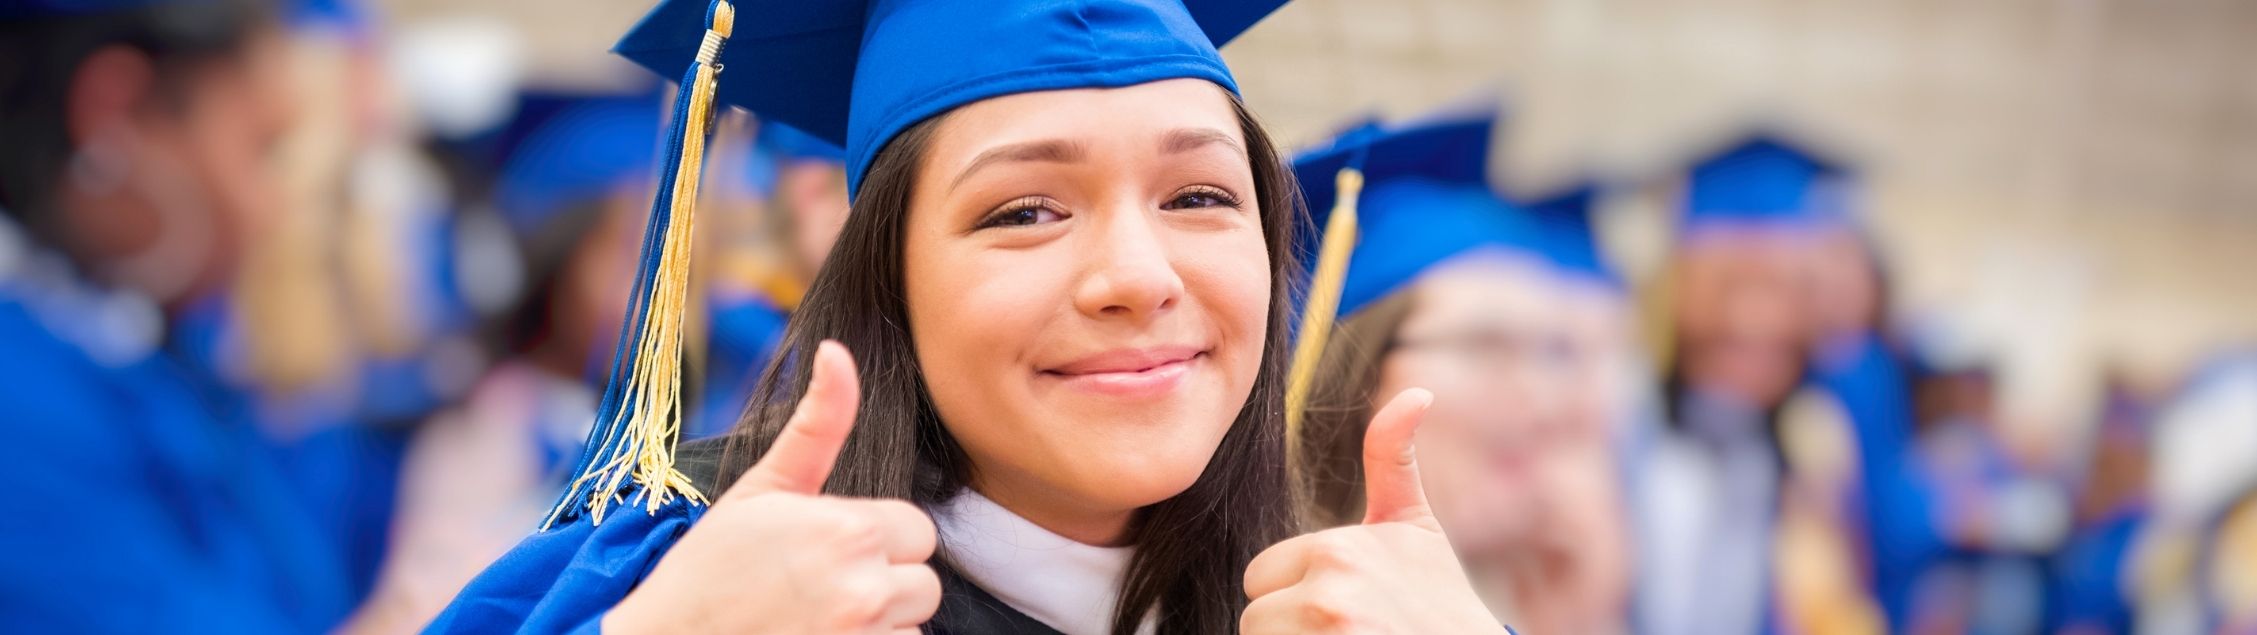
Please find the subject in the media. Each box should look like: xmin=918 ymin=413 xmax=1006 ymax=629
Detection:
xmin=284 ymin=0 xmax=362 ymax=33
xmin=1292 ymin=110 xmax=1541 ymax=318
xmin=613 ymin=0 xmax=1288 ymax=196
xmin=1685 ymin=133 xmax=1850 ymax=231
xmin=1526 ymin=182 xmax=1619 ymax=288
xmin=491 ymin=94 xmax=662 ymax=234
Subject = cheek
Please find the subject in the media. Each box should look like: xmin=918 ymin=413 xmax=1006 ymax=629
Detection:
xmin=190 ymin=96 xmax=284 ymax=243
xmin=903 ymin=236 xmax=1068 ymax=419
xmin=1178 ymin=227 xmax=1271 ymax=365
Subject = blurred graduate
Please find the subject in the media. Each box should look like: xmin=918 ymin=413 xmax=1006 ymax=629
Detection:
xmin=0 ymin=0 xmax=471 ymax=629
xmin=1636 ymin=133 xmax=1896 ymax=635
xmin=1288 ymin=108 xmax=1634 ymax=634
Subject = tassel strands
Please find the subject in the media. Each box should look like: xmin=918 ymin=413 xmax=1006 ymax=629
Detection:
xmin=543 ymin=0 xmax=735 ymax=529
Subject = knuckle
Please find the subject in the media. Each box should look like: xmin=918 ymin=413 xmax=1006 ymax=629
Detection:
xmin=1298 ymin=594 xmax=1356 ymax=631
xmin=825 ymin=514 xmax=883 ymax=551
xmin=1304 ymin=533 xmax=1363 ymax=573
xmin=825 ymin=573 xmax=889 ymax=626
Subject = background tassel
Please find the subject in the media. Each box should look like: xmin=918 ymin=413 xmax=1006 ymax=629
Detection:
xmin=1284 ymin=167 xmax=1364 ymax=468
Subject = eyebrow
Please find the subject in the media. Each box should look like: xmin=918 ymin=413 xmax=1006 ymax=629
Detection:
xmin=950 ymin=139 xmax=1087 ymax=192
xmin=1161 ymin=127 xmax=1243 ymax=156
xmin=946 ymin=128 xmax=1245 ymax=193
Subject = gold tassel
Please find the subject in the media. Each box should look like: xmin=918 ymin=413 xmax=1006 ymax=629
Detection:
xmin=547 ymin=0 xmax=734 ymax=528
xmin=1284 ymin=167 xmax=1363 ymax=468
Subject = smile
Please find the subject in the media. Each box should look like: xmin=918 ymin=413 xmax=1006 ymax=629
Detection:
xmin=1040 ymin=347 xmax=1205 ymax=398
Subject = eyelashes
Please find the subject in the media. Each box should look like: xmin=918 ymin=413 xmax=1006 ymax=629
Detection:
xmin=972 ymin=185 xmax=1246 ymax=231
xmin=975 ymin=196 xmax=1066 ymax=229
xmin=1162 ymin=185 xmax=1244 ymax=211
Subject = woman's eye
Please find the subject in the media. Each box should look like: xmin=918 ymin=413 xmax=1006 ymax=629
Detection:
xmin=1163 ymin=187 xmax=1242 ymax=210
xmin=978 ymin=200 xmax=1065 ymax=229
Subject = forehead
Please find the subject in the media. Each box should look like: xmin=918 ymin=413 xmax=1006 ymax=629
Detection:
xmin=920 ymin=78 xmax=1245 ymax=169
xmin=1403 ymin=252 xmax=1559 ymax=325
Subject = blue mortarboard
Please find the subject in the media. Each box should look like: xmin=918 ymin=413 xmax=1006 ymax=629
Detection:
xmin=491 ymin=94 xmax=661 ymax=235
xmin=1526 ymin=182 xmax=1620 ymax=287
xmin=1290 ymin=110 xmax=1535 ymax=318
xmin=1684 ymin=133 xmax=1851 ymax=230
xmin=614 ymin=0 xmax=1287 ymax=195
xmin=284 ymin=0 xmax=362 ymax=32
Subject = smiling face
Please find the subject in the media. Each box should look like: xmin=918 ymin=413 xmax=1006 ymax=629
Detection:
xmin=900 ymin=79 xmax=1271 ymax=545
xmin=1673 ymin=229 xmax=1815 ymax=410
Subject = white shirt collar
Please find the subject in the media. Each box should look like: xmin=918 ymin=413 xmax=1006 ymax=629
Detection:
xmin=930 ymin=488 xmax=1155 ymax=635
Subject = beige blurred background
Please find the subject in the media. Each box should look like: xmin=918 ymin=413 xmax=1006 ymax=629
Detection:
xmin=381 ymin=0 xmax=2255 ymax=436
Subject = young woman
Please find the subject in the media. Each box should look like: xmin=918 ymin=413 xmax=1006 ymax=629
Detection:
xmin=429 ymin=0 xmax=1509 ymax=633
xmin=1290 ymin=112 xmax=1634 ymax=634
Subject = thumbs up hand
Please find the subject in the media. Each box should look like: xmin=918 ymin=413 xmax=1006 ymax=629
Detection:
xmin=1241 ymin=389 xmax=1509 ymax=634
xmin=607 ymin=341 xmax=942 ymax=635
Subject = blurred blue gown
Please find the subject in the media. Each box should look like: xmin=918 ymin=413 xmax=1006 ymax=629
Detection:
xmin=1811 ymin=330 xmax=1947 ymax=629
xmin=0 ymin=253 xmax=354 ymax=632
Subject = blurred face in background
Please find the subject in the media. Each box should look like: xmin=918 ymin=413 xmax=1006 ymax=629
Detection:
xmin=1805 ymin=228 xmax=1882 ymax=344
xmin=1672 ymin=229 xmax=1815 ymax=410
xmin=58 ymin=22 xmax=298 ymax=304
xmin=1371 ymin=252 xmax=1590 ymax=555
xmin=773 ymin=160 xmax=850 ymax=277
xmin=547 ymin=188 xmax=648 ymax=373
xmin=1369 ymin=252 xmax=1630 ymax=632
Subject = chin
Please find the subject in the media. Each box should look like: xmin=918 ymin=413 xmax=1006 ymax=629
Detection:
xmin=1040 ymin=375 xmax=1245 ymax=494
xmin=1051 ymin=414 xmax=1228 ymax=508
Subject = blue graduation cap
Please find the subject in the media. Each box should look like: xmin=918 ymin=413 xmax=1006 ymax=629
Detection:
xmin=284 ymin=0 xmax=364 ymax=33
xmin=1684 ymin=133 xmax=1851 ymax=231
xmin=1526 ymin=182 xmax=1620 ymax=287
xmin=1291 ymin=110 xmax=1535 ymax=318
xmin=490 ymin=94 xmax=662 ymax=235
xmin=614 ymin=0 xmax=1286 ymax=196
xmin=544 ymin=0 xmax=1290 ymax=528
xmin=1282 ymin=108 xmax=1536 ymax=434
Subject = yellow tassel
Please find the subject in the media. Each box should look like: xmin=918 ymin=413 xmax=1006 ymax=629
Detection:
xmin=1284 ymin=167 xmax=1363 ymax=467
xmin=547 ymin=1 xmax=735 ymax=528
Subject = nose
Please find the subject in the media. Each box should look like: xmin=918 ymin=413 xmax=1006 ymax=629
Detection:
xmin=1072 ymin=204 xmax=1184 ymax=323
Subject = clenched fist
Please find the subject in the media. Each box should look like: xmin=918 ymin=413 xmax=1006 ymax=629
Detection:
xmin=606 ymin=342 xmax=942 ymax=634
xmin=1243 ymin=389 xmax=1510 ymax=634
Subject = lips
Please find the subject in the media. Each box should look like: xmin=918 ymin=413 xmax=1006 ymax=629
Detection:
xmin=1045 ymin=346 xmax=1203 ymax=376
xmin=1041 ymin=346 xmax=1206 ymax=398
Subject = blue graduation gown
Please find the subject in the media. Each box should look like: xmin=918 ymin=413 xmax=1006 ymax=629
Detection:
xmin=1812 ymin=331 xmax=1947 ymax=627
xmin=424 ymin=498 xmax=704 ymax=634
xmin=0 ymin=276 xmax=354 ymax=632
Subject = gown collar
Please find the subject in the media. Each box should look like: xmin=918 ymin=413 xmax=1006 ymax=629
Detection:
xmin=930 ymin=488 xmax=1154 ymax=635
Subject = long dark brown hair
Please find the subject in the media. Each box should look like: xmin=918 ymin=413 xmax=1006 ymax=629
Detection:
xmin=713 ymin=94 xmax=1304 ymax=634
